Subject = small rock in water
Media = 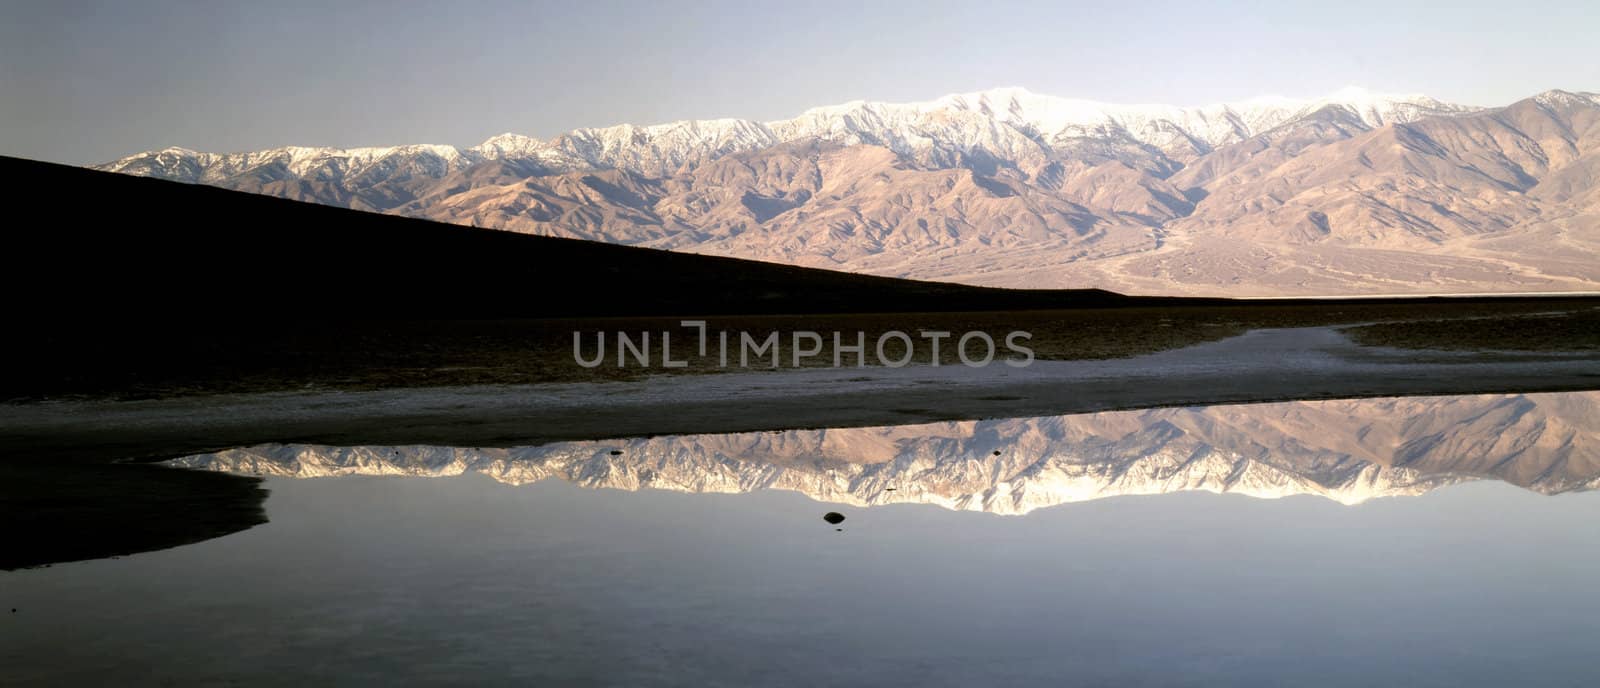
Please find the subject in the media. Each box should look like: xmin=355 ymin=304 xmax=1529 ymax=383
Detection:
xmin=992 ymin=450 xmax=1002 ymax=456
xmin=822 ymin=512 xmax=846 ymax=525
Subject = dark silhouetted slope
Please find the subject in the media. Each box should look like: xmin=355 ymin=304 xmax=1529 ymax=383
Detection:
xmin=4 ymin=156 xmax=1189 ymax=319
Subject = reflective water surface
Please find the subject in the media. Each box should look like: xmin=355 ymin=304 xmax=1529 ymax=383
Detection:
xmin=175 ymin=391 xmax=1600 ymax=511
xmin=4 ymin=392 xmax=1600 ymax=686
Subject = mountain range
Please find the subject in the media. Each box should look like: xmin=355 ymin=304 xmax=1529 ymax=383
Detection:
xmin=172 ymin=392 xmax=1600 ymax=515
xmin=100 ymin=87 xmax=1600 ymax=296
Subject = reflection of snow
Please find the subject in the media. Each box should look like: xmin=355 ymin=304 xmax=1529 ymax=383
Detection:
xmin=172 ymin=391 xmax=1600 ymax=515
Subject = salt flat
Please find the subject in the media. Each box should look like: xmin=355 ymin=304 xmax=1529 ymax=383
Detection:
xmin=4 ymin=326 xmax=1597 ymax=464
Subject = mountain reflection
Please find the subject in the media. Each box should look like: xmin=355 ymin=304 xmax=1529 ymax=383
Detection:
xmin=170 ymin=392 xmax=1600 ymax=514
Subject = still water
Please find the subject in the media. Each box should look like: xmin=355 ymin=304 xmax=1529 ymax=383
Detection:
xmin=4 ymin=393 xmax=1600 ymax=686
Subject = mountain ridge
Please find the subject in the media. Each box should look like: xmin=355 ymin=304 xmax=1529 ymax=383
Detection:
xmin=104 ymin=86 xmax=1478 ymax=179
xmin=95 ymin=87 xmax=1600 ymax=296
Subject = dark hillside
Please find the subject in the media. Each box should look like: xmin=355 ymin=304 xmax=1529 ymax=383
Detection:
xmin=2 ymin=156 xmax=1206 ymax=319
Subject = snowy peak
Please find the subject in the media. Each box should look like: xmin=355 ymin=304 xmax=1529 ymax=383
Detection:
xmin=101 ymin=142 xmax=470 ymax=185
xmin=1531 ymin=89 xmax=1600 ymax=109
xmin=1300 ymin=86 xmax=1472 ymax=129
xmin=548 ymin=117 xmax=780 ymax=175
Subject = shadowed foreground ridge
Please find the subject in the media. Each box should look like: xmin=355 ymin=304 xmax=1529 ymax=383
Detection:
xmin=3 ymin=155 xmax=1203 ymax=320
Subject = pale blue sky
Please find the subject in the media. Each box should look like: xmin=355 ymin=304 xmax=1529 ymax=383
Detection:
xmin=4 ymin=0 xmax=1597 ymax=164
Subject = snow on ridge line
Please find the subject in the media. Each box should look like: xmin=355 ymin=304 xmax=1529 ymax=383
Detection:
xmin=98 ymin=86 xmax=1489 ymax=176
xmin=169 ymin=441 xmax=1457 ymax=514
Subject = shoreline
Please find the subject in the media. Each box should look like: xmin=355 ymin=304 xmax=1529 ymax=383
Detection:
xmin=5 ymin=326 xmax=1597 ymax=464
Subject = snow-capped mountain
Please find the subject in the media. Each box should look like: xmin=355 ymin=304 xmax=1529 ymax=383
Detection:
xmin=169 ymin=392 xmax=1600 ymax=515
xmin=98 ymin=87 xmax=1600 ymax=296
xmin=105 ymin=143 xmax=468 ymax=186
xmin=103 ymin=86 xmax=1471 ymax=179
